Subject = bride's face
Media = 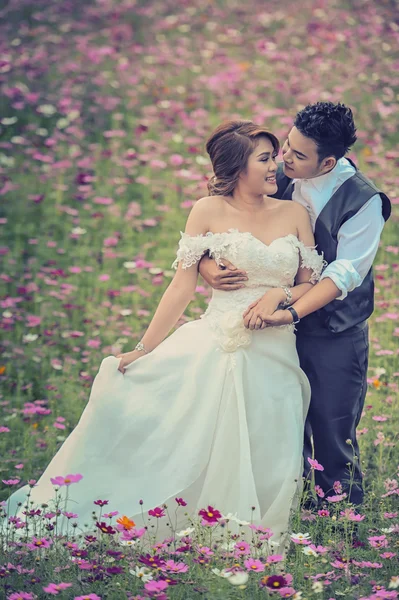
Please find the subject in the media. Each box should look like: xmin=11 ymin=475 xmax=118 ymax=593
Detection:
xmin=239 ymin=137 xmax=278 ymax=195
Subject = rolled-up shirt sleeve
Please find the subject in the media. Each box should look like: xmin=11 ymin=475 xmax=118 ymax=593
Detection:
xmin=320 ymin=194 xmax=385 ymax=300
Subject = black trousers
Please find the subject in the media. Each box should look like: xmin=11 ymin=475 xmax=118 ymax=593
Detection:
xmin=296 ymin=323 xmax=369 ymax=505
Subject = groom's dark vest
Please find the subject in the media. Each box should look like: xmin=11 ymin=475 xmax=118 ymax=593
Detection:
xmin=274 ymin=160 xmax=391 ymax=334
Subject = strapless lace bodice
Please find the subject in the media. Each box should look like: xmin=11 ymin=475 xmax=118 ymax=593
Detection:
xmin=172 ymin=229 xmax=325 ymax=352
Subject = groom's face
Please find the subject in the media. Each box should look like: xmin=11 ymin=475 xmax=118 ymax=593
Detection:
xmin=282 ymin=127 xmax=334 ymax=180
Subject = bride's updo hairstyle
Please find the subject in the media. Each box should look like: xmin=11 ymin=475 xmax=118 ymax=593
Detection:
xmin=206 ymin=120 xmax=280 ymax=197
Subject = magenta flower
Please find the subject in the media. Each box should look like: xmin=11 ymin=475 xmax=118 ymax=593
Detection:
xmin=244 ymin=558 xmax=265 ymax=572
xmin=94 ymin=499 xmax=109 ymax=506
xmin=318 ymin=509 xmax=330 ymax=517
xmin=2 ymin=478 xmax=20 ymax=485
xmin=50 ymin=474 xmax=83 ymax=487
xmin=148 ymin=507 xmax=166 ymax=518
xmin=43 ymin=582 xmax=73 ymax=594
xmin=7 ymin=593 xmax=36 ymax=600
xmin=315 ymin=485 xmax=325 ymax=498
xmin=307 ymin=458 xmax=324 ymax=471
xmin=198 ymin=505 xmax=222 ymax=524
xmin=175 ymin=497 xmax=187 ymax=506
xmin=73 ymin=595 xmax=102 ymax=600
xmin=95 ymin=521 xmax=116 ymax=535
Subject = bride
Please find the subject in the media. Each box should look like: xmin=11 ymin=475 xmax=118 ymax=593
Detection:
xmin=6 ymin=121 xmax=324 ymax=546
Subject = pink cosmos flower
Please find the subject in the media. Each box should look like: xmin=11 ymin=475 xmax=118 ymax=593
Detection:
xmin=278 ymin=588 xmax=296 ymax=598
xmin=50 ymin=474 xmax=83 ymax=487
xmin=43 ymin=582 xmax=73 ymax=594
xmin=333 ymin=481 xmax=343 ymax=494
xmin=8 ymin=593 xmax=36 ymax=600
xmin=318 ymin=509 xmax=330 ymax=517
xmin=144 ymin=580 xmax=168 ymax=593
xmin=315 ymin=485 xmax=325 ymax=498
xmin=2 ymin=479 xmax=20 ymax=485
xmin=234 ymin=540 xmax=251 ymax=555
xmin=307 ymin=458 xmax=324 ymax=471
xmin=244 ymin=558 xmax=265 ymax=572
xmin=27 ymin=537 xmax=53 ymax=550
xmin=160 ymin=559 xmax=189 ymax=573
xmin=368 ymin=535 xmax=389 ymax=548
xmin=326 ymin=493 xmax=347 ymax=503
xmin=340 ymin=509 xmax=365 ymax=521
xmin=74 ymin=595 xmax=102 ymax=600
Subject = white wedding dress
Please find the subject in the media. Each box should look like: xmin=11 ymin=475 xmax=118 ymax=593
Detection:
xmin=6 ymin=230 xmax=324 ymax=544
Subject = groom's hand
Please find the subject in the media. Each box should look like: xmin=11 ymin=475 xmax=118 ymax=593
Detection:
xmin=198 ymin=254 xmax=248 ymax=291
xmin=243 ymin=289 xmax=286 ymax=330
xmin=261 ymin=310 xmax=294 ymax=328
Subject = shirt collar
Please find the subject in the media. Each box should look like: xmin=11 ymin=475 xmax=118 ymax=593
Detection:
xmin=294 ymin=157 xmax=351 ymax=193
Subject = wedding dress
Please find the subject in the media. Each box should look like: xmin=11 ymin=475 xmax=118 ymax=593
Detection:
xmin=6 ymin=229 xmax=324 ymax=544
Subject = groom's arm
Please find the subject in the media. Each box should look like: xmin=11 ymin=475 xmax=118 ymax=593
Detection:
xmin=265 ymin=194 xmax=385 ymax=325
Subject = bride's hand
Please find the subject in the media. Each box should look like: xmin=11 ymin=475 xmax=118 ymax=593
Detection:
xmin=243 ymin=288 xmax=286 ymax=330
xmin=116 ymin=350 xmax=143 ymax=374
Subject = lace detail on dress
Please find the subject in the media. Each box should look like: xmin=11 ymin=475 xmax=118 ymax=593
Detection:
xmin=171 ymin=232 xmax=209 ymax=270
xmin=289 ymin=238 xmax=326 ymax=284
xmin=171 ymin=230 xmax=325 ymax=352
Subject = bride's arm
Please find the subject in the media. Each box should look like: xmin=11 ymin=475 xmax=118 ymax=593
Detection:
xmin=116 ymin=199 xmax=211 ymax=372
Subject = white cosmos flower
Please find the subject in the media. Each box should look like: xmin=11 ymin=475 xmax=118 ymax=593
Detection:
xmin=176 ymin=527 xmax=195 ymax=537
xmin=23 ymin=333 xmax=38 ymax=343
xmin=312 ymin=581 xmax=324 ymax=593
xmin=227 ymin=571 xmax=249 ymax=586
xmin=302 ymin=546 xmax=318 ymax=557
xmin=389 ymin=576 xmax=399 ymax=589
xmin=290 ymin=532 xmax=311 ymax=542
xmin=130 ymin=566 xmax=153 ymax=582
xmin=120 ymin=309 xmax=132 ymax=316
xmin=119 ymin=538 xmax=137 ymax=547
xmin=220 ymin=512 xmax=250 ymax=526
xmin=212 ymin=568 xmax=232 ymax=578
xmin=123 ymin=261 xmax=136 ymax=269
xmin=71 ymin=227 xmax=87 ymax=235
xmin=381 ymin=527 xmax=395 ymax=534
xmin=220 ymin=540 xmax=236 ymax=552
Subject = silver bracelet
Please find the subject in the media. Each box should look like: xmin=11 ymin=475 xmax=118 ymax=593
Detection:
xmin=281 ymin=286 xmax=292 ymax=308
xmin=134 ymin=341 xmax=149 ymax=354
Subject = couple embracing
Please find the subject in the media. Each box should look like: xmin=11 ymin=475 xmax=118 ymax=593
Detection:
xmin=8 ymin=102 xmax=391 ymax=547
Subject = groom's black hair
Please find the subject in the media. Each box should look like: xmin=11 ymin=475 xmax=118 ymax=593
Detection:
xmin=294 ymin=102 xmax=357 ymax=163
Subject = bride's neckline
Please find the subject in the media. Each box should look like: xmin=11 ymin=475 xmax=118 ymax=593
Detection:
xmin=203 ymin=229 xmax=299 ymax=250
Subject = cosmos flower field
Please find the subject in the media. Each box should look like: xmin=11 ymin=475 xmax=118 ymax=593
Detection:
xmin=0 ymin=0 xmax=398 ymax=598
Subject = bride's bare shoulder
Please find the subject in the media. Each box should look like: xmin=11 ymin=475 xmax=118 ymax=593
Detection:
xmin=191 ymin=195 xmax=227 ymax=215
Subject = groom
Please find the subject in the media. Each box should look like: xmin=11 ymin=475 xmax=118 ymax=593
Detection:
xmin=199 ymin=102 xmax=391 ymax=505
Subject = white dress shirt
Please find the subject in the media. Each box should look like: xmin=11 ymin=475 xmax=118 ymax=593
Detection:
xmin=292 ymin=157 xmax=385 ymax=300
